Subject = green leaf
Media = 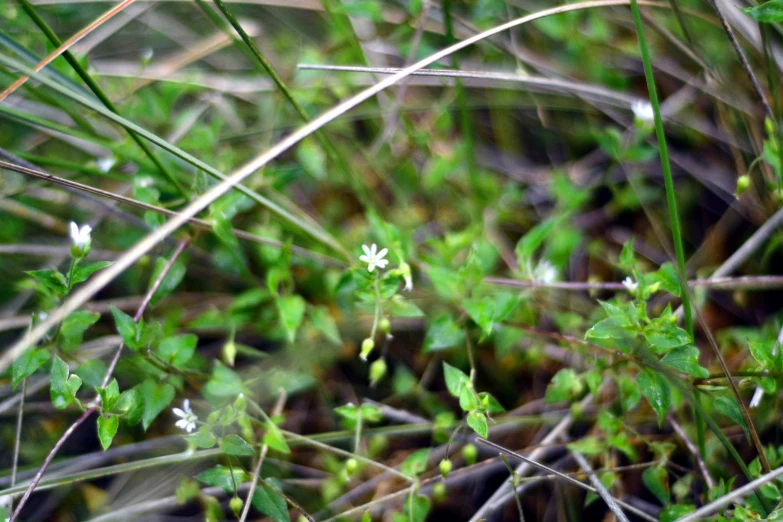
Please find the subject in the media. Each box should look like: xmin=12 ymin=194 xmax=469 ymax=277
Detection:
xmin=642 ymin=467 xmax=670 ymax=506
xmin=13 ymin=348 xmax=50 ymax=389
xmin=617 ymin=373 xmax=641 ymax=412
xmin=251 ymin=482 xmax=290 ymax=522
xmin=97 ymin=379 xmax=120 ymax=411
xmin=196 ymin=465 xmax=246 ymax=493
xmin=109 ymin=305 xmax=139 ymax=350
xmin=112 ymin=385 xmax=141 ymax=416
xmin=186 ymin=427 xmax=218 ymax=449
xmin=637 ymin=370 xmax=671 ymax=427
xmin=442 ymin=362 xmax=470 ymax=397
xmin=334 ymin=0 xmax=384 ymax=21
xmin=309 ymin=305 xmax=341 ymax=344
xmin=148 ymin=256 xmax=187 ymax=307
xmin=157 ymin=334 xmax=198 ymax=367
xmin=296 ymin=137 xmax=327 ymax=179
xmin=263 ymin=422 xmax=290 ymax=454
xmin=544 ymin=368 xmax=583 ymax=403
xmin=204 ymin=363 xmax=244 ymax=402
xmin=276 ymin=295 xmax=306 ymax=343
xmin=740 ymin=0 xmax=783 ymax=22
xmin=403 ymin=493 xmax=430 ymax=522
xmin=424 ymin=316 xmax=465 ymax=352
xmin=567 ymin=436 xmax=604 ymax=456
xmin=619 ymin=238 xmax=636 ymax=272
xmin=220 ymin=434 xmax=256 ymax=456
xmin=60 ymin=310 xmax=101 ymax=353
xmin=97 ymin=415 xmax=119 ymax=451
xmin=50 ymin=355 xmax=80 ymax=409
xmin=477 ymin=392 xmax=506 ymax=414
xmin=386 ymin=296 xmax=425 ymax=317
xmin=463 ymin=297 xmax=495 ymax=337
xmin=660 ymin=346 xmax=709 ymax=378
xmin=659 ymin=504 xmax=695 ymax=522
xmin=26 ymin=269 xmax=68 ymax=295
xmin=140 ymin=379 xmax=175 ymax=430
xmin=715 ymin=396 xmax=750 ymax=441
xmin=649 ymin=262 xmax=680 ymax=297
xmin=400 ymin=448 xmax=430 ymax=477
xmin=459 ymin=385 xmax=479 ymax=412
xmin=70 ymin=261 xmax=112 ymax=285
xmin=467 ymin=411 xmax=489 ymax=438
xmin=515 ymin=219 xmax=557 ymax=264
xmin=643 ymin=322 xmax=690 ymax=353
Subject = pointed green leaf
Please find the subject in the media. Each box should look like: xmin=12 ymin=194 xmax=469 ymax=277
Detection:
xmin=715 ymin=396 xmax=750 ymax=441
xmin=13 ymin=348 xmax=50 ymax=389
xmin=186 ymin=427 xmax=218 ymax=449
xmin=251 ymin=482 xmax=290 ymax=522
xmin=276 ymin=295 xmax=306 ymax=343
xmin=463 ymin=297 xmax=495 ymax=337
xmin=60 ymin=310 xmax=101 ymax=353
xmin=638 ymin=370 xmax=671 ymax=426
xmin=220 ymin=434 xmax=255 ymax=456
xmin=424 ymin=316 xmax=464 ymax=352
xmin=140 ymin=379 xmax=175 ymax=430
xmin=660 ymin=346 xmax=709 ymax=378
xmin=50 ymin=355 xmax=78 ymax=409
xmin=740 ymin=0 xmax=783 ymax=22
xmin=442 ymin=362 xmax=470 ymax=397
xmin=148 ymin=256 xmax=187 ymax=307
xmin=642 ymin=466 xmax=670 ymax=506
xmin=109 ymin=305 xmax=139 ymax=350
xmin=263 ymin=423 xmax=290 ymax=454
xmin=157 ymin=334 xmax=197 ymax=367
xmin=70 ymin=261 xmax=112 ymax=286
xmin=97 ymin=415 xmax=119 ymax=451
xmin=26 ymin=269 xmax=68 ymax=295
xmin=467 ymin=411 xmax=489 ymax=438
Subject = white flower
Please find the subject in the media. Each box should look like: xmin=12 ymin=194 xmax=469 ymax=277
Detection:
xmin=173 ymin=399 xmax=198 ymax=433
xmin=69 ymin=222 xmax=92 ymax=248
xmin=359 ymin=244 xmax=389 ymax=272
xmin=632 ymin=100 xmax=654 ymax=124
xmin=140 ymin=47 xmax=154 ymax=62
xmin=622 ymin=276 xmax=638 ymax=292
xmin=750 ymin=386 xmax=764 ymax=408
xmin=533 ymin=260 xmax=558 ymax=284
xmin=400 ymin=262 xmax=413 ymax=291
xmin=96 ymin=156 xmax=116 ymax=173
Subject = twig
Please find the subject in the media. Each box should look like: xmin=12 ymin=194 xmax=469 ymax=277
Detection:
xmin=239 ymin=388 xmax=288 ymax=522
xmin=486 ymin=275 xmax=783 ymax=291
xmin=8 ymin=238 xmax=190 ymax=521
xmin=571 ymin=450 xmax=631 ymax=522
xmin=477 ymin=438 xmax=657 ymax=522
xmin=468 ymin=394 xmax=593 ymax=521
xmin=668 ymin=414 xmax=714 ymax=491
xmin=675 ymin=463 xmax=783 ymax=521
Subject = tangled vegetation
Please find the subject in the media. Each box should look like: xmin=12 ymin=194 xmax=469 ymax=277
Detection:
xmin=2 ymin=0 xmax=783 ymax=520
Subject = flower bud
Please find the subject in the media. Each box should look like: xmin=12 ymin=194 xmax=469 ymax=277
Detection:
xmin=736 ymin=174 xmax=750 ymax=196
xmin=462 ymin=443 xmax=478 ymax=465
xmin=439 ymin=458 xmax=453 ymax=478
xmin=766 ymin=117 xmax=776 ymax=137
xmin=433 ymin=481 xmax=447 ymax=502
xmin=346 ymin=458 xmax=358 ymax=474
xmin=360 ymin=338 xmax=375 ymax=361
xmin=379 ymin=317 xmax=391 ymax=334
xmin=229 ymin=496 xmax=243 ymax=516
xmin=369 ymin=358 xmax=387 ymax=386
xmin=234 ymin=393 xmax=246 ymax=411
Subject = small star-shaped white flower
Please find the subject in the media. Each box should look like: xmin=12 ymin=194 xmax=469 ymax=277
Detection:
xmin=534 ymin=260 xmax=558 ymax=284
xmin=173 ymin=399 xmax=198 ymax=433
xmin=359 ymin=244 xmax=389 ymax=272
xmin=69 ymin=222 xmax=92 ymax=248
xmin=632 ymin=100 xmax=654 ymax=124
xmin=622 ymin=276 xmax=638 ymax=292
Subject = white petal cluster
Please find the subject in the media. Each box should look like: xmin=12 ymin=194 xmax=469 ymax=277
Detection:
xmin=359 ymin=244 xmax=389 ymax=272
xmin=632 ymin=100 xmax=654 ymax=125
xmin=622 ymin=276 xmax=638 ymax=292
xmin=533 ymin=260 xmax=558 ymax=284
xmin=173 ymin=399 xmax=198 ymax=433
xmin=69 ymin=222 xmax=92 ymax=249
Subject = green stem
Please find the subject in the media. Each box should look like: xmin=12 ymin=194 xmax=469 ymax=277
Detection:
xmin=15 ymin=0 xmax=189 ymax=199
xmin=628 ymin=0 xmax=692 ymax=336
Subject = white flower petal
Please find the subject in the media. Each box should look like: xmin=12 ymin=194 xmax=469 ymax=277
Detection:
xmin=69 ymin=222 xmax=79 ymax=240
xmin=376 ymin=248 xmax=388 ymax=259
xmin=362 ymin=244 xmax=372 ymax=256
xmin=172 ymin=408 xmax=186 ymax=418
xmin=183 ymin=399 xmax=190 ymax=412
xmin=175 ymin=419 xmax=189 ymax=429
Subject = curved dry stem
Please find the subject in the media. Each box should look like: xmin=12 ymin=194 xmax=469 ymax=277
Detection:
xmin=0 ymin=0 xmax=667 ymax=375
xmin=0 ymin=0 xmax=138 ymax=102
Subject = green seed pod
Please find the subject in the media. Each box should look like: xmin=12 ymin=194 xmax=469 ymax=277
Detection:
xmin=369 ymin=358 xmax=387 ymax=386
xmin=736 ymin=174 xmax=751 ymax=196
xmin=462 ymin=443 xmax=478 ymax=466
xmin=432 ymin=481 xmax=447 ymax=503
xmin=360 ymin=338 xmax=375 ymax=361
xmin=229 ymin=496 xmax=243 ymax=516
xmin=439 ymin=458 xmax=453 ymax=478
xmin=379 ymin=317 xmax=391 ymax=334
xmin=346 ymin=457 xmax=358 ymax=474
